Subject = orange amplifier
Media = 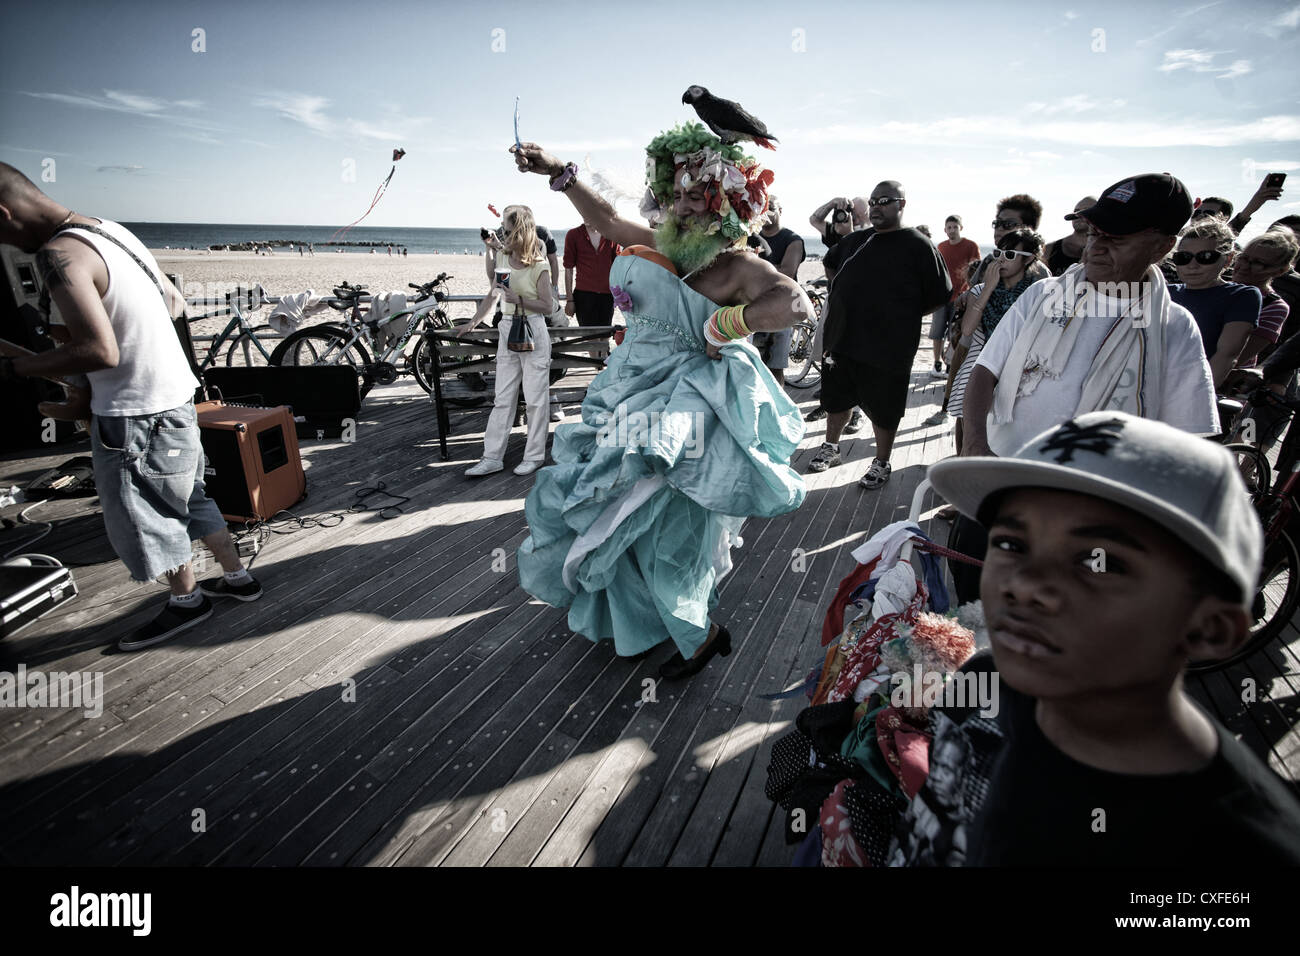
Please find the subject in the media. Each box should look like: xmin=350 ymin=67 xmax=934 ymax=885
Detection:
xmin=196 ymin=400 xmax=306 ymax=522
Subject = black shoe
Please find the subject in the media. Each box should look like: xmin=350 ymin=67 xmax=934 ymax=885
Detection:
xmin=805 ymin=406 xmax=827 ymax=422
xmin=119 ymin=595 xmax=213 ymax=651
xmin=843 ymin=409 xmax=864 ymax=434
xmin=659 ymin=626 xmax=731 ymax=680
xmin=199 ymin=575 xmax=263 ymax=602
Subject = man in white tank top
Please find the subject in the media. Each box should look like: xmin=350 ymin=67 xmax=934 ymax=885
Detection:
xmin=0 ymin=163 xmax=263 ymax=651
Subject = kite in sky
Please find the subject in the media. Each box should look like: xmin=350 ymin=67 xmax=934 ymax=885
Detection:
xmin=330 ymin=147 xmax=406 ymax=243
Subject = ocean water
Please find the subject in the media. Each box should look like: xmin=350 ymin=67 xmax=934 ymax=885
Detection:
xmin=122 ymin=222 xmax=490 ymax=254
xmin=123 ymin=222 xmax=831 ymax=257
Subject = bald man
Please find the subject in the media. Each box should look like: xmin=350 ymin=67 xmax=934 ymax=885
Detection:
xmin=0 ymin=162 xmax=261 ymax=651
xmin=809 ymin=180 xmax=952 ymax=489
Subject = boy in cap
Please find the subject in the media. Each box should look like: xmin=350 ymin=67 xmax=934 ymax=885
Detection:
xmin=890 ymin=411 xmax=1300 ymax=865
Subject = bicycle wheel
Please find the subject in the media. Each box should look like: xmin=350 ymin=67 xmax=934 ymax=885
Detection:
xmin=786 ymin=320 xmax=817 ymax=385
xmin=1224 ymin=442 xmax=1271 ymax=501
xmin=270 ymin=325 xmax=373 ymax=398
xmin=1189 ymin=528 xmax=1300 ymax=673
xmin=223 ymin=325 xmax=276 ymax=367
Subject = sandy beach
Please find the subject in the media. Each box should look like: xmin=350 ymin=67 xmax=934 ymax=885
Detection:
xmin=153 ymin=248 xmax=828 ymax=342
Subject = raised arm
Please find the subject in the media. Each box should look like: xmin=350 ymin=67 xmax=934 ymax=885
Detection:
xmin=808 ymin=198 xmax=845 ymax=235
xmin=511 ymin=143 xmax=655 ymax=249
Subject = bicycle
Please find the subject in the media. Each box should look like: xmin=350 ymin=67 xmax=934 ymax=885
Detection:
xmin=1193 ymin=385 xmax=1300 ymax=673
xmin=269 ymin=275 xmax=455 ymax=399
xmin=786 ymin=277 xmax=827 ymax=388
xmin=186 ymin=285 xmax=279 ymax=370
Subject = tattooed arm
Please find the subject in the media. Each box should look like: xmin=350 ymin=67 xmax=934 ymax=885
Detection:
xmin=14 ymin=237 xmax=119 ymax=378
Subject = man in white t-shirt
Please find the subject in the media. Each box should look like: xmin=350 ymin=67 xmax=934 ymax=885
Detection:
xmin=0 ymin=163 xmax=262 ymax=651
xmin=948 ymin=173 xmax=1217 ymax=605
xmin=963 ymin=173 xmax=1217 ymax=459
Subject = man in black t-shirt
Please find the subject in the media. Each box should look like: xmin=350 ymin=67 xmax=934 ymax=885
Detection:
xmin=809 ymin=180 xmax=951 ymax=490
xmin=892 ymin=412 xmax=1300 ymax=866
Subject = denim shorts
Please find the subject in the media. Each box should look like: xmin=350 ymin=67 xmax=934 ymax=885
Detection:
xmin=90 ymin=402 xmax=228 ymax=582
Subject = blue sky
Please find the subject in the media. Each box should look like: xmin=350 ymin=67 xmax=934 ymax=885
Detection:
xmin=3 ymin=0 xmax=1298 ymax=246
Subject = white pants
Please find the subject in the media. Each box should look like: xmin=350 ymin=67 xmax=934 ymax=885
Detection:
xmin=483 ymin=313 xmax=552 ymax=464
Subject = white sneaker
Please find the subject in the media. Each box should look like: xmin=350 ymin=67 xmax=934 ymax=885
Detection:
xmin=550 ymin=405 xmax=564 ymax=422
xmin=514 ymin=460 xmax=543 ymax=476
xmin=465 ymin=459 xmax=504 ymax=477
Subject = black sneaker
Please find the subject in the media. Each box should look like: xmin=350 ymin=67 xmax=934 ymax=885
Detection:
xmin=805 ymin=406 xmax=827 ymax=422
xmin=199 ymin=575 xmax=264 ymax=602
xmin=843 ymin=409 xmax=865 ymax=434
xmin=118 ymin=596 xmax=214 ymax=651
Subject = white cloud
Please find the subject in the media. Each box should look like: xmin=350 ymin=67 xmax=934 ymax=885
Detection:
xmin=1273 ymin=4 xmax=1300 ymax=29
xmin=1026 ymin=95 xmax=1127 ymax=115
xmin=1158 ymin=49 xmax=1252 ymax=79
xmin=253 ymin=93 xmax=332 ymax=133
xmin=24 ymin=89 xmax=202 ymax=116
xmin=1217 ymin=59 xmax=1253 ymax=80
xmin=1158 ymin=48 xmax=1220 ymax=71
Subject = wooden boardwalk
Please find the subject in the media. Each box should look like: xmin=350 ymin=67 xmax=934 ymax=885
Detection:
xmin=1 ymin=347 xmax=1297 ymax=867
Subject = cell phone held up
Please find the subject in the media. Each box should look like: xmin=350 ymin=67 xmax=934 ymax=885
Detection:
xmin=1265 ymin=172 xmax=1287 ymax=190
xmin=480 ymin=227 xmax=491 ymax=241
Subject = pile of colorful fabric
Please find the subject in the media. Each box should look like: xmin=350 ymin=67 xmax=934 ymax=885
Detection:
xmin=764 ymin=521 xmax=985 ymax=866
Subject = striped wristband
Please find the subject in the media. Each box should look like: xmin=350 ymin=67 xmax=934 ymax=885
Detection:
xmin=704 ymin=304 xmax=752 ymax=348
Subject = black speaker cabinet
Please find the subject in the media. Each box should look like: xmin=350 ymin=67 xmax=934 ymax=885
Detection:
xmin=202 ymin=366 xmax=361 ymax=439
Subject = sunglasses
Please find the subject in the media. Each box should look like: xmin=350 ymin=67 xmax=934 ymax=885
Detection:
xmin=1171 ymin=249 xmax=1225 ymax=266
xmin=991 ymin=218 xmax=1022 ymax=230
xmin=991 ymin=248 xmax=1037 ymax=260
xmin=868 ymin=197 xmax=901 ymax=207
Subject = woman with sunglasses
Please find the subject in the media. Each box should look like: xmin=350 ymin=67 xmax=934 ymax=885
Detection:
xmin=1168 ymin=217 xmax=1262 ymax=388
xmin=945 ymin=228 xmax=1045 ymax=464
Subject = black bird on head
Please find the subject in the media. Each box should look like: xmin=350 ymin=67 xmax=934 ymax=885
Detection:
xmin=682 ymin=86 xmax=778 ymax=150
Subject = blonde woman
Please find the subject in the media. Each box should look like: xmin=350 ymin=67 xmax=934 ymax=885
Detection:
xmin=459 ymin=205 xmax=556 ymax=476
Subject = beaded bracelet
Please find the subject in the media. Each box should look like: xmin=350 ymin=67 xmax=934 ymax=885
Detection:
xmin=549 ymin=162 xmax=578 ymax=192
xmin=704 ymin=304 xmax=752 ymax=348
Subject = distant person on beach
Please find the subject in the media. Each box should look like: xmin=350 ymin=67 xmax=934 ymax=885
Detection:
xmin=809 ymin=197 xmax=855 ymax=250
xmin=851 ymin=197 xmax=869 ymax=230
xmin=930 ymin=215 xmax=982 ymax=383
xmin=0 ymin=162 xmax=263 ymax=651
xmin=510 ymin=122 xmax=808 ymax=680
xmin=746 ymin=195 xmax=804 ymax=386
xmin=563 ymin=220 xmax=621 ymax=327
xmin=1043 ymin=196 xmax=1096 ymax=276
xmin=459 ymin=204 xmax=557 ymax=478
xmin=809 ymin=180 xmax=952 ymax=490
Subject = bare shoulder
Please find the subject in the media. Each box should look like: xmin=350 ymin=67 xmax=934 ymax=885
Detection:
xmin=38 ymin=232 xmax=107 ymax=291
xmin=687 ymin=248 xmax=777 ymax=304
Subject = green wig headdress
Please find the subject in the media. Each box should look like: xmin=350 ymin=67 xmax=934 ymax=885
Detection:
xmin=640 ymin=122 xmax=775 ymax=242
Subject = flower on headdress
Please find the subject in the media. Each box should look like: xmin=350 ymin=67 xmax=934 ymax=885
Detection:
xmin=610 ymin=285 xmax=633 ymax=312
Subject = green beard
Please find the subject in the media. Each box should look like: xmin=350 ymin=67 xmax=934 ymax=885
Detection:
xmin=655 ymin=213 xmax=734 ymax=275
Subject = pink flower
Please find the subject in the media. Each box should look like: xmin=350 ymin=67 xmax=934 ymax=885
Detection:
xmin=610 ymin=285 xmax=633 ymax=312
